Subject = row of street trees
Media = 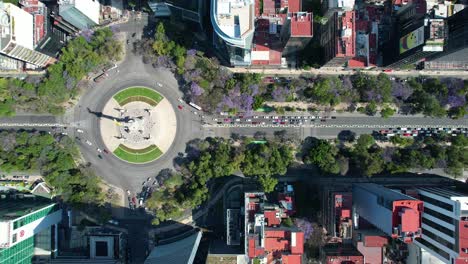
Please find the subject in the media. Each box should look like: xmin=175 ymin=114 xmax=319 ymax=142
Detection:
xmin=303 ymin=133 xmax=468 ymax=177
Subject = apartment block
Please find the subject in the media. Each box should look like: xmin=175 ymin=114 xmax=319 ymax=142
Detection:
xmin=0 ymin=2 xmax=55 ymax=70
xmin=321 ymin=11 xmax=356 ymax=67
xmin=244 ymin=192 xmax=304 ymax=263
xmin=211 ymin=0 xmax=312 ymax=67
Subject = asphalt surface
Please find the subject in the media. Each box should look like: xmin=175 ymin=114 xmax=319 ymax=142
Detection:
xmin=72 ymin=15 xmax=203 ymax=194
xmin=204 ymin=115 xmax=468 ymax=139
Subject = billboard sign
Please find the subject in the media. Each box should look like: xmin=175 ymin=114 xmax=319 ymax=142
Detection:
xmin=399 ymin=26 xmax=425 ymax=54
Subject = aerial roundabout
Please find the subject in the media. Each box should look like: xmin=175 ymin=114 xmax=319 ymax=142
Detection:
xmin=99 ymin=86 xmax=177 ymax=164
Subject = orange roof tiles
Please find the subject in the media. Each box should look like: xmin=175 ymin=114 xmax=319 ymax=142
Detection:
xmin=265 ymin=210 xmax=281 ymax=226
xmin=287 ymin=0 xmax=301 ymax=12
xmin=282 ymin=254 xmax=302 ymax=264
xmin=291 ymin=232 xmax=304 ymax=254
xmin=265 ymin=237 xmax=290 ymax=251
xmin=290 ymin=12 xmax=313 ymax=36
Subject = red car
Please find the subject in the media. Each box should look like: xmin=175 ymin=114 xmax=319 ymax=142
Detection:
xmin=178 ymin=105 xmax=183 ymax=110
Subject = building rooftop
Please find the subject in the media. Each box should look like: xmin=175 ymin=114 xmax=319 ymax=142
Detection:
xmin=0 ymin=191 xmax=55 ymax=221
xmin=214 ymin=0 xmax=254 ymax=40
xmin=322 ymin=244 xmax=364 ymax=264
xmin=290 ymin=12 xmax=313 ymax=36
xmin=245 ymin=192 xmax=304 ymax=263
xmin=336 ymin=11 xmax=356 ymax=57
xmin=144 ymin=230 xmax=202 ymax=264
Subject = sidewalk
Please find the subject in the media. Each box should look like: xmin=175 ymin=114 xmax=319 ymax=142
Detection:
xmin=228 ymin=67 xmax=468 ymax=79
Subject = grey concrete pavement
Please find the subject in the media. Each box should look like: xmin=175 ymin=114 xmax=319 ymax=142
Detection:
xmin=229 ymin=67 xmax=468 ymax=79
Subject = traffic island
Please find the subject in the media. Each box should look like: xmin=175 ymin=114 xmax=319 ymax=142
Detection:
xmin=100 ymin=86 xmax=177 ymax=164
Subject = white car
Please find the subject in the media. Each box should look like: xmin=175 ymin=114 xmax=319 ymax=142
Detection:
xmin=193 ymin=111 xmax=198 ymax=115
xmin=246 ymin=119 xmax=252 ymax=122
xmin=76 ymin=129 xmax=84 ymax=133
xmin=157 ymin=82 xmax=162 ymax=87
xmin=178 ymin=98 xmax=184 ymax=103
xmin=213 ymin=118 xmax=218 ymax=121
xmin=97 ymin=148 xmax=102 ymax=153
xmin=61 ymin=132 xmax=68 ymax=135
xmin=85 ymin=140 xmax=92 ymax=146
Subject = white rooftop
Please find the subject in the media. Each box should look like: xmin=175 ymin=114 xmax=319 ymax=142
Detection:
xmin=214 ymin=0 xmax=253 ymax=39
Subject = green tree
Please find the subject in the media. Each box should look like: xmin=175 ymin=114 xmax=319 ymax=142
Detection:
xmin=356 ymin=134 xmax=375 ymax=150
xmin=303 ymin=139 xmax=340 ymax=174
xmin=380 ymin=107 xmax=395 ymax=118
xmin=257 ymin=175 xmax=278 ymax=193
xmin=365 ymin=101 xmax=378 ymax=116
xmin=241 ymin=143 xmax=293 ymax=177
xmin=448 ymin=106 xmax=467 ymax=119
xmin=304 ymin=78 xmax=335 ymax=105
xmin=252 ymin=96 xmax=265 ymax=110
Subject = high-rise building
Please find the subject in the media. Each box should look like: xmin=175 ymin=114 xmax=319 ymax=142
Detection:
xmin=321 ymin=11 xmax=356 ymax=67
xmin=352 ymin=183 xmax=423 ymax=243
xmin=424 ymin=8 xmax=468 ymax=70
xmin=0 ymin=2 xmax=55 ymax=70
xmin=411 ymin=187 xmax=468 ymax=264
xmin=19 ymin=0 xmax=48 ymax=47
xmin=211 ymin=0 xmax=312 ymax=67
xmin=0 ymin=191 xmax=62 ymax=264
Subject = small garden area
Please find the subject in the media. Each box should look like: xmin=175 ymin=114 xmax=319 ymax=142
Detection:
xmin=113 ymin=144 xmax=163 ymax=163
xmin=113 ymin=87 xmax=163 ymax=106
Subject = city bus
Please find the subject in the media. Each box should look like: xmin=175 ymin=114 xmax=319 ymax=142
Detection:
xmin=189 ymin=102 xmax=202 ymax=111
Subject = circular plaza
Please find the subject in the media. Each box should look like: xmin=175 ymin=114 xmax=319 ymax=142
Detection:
xmin=99 ymin=87 xmax=177 ymax=163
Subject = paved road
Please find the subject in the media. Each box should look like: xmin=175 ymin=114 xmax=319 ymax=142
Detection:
xmin=73 ymin=15 xmax=204 ymax=194
xmin=204 ymin=115 xmax=468 ymax=139
xmin=229 ymin=67 xmax=468 ymax=79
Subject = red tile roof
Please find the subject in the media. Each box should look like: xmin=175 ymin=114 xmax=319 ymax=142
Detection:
xmin=348 ymin=58 xmax=367 ymax=68
xmin=286 ymin=0 xmax=301 ymax=12
xmin=265 ymin=237 xmax=290 ymax=251
xmin=357 ymin=241 xmax=383 ymax=264
xmin=282 ymin=254 xmax=302 ymax=264
xmin=336 ymin=11 xmax=356 ymax=57
xmin=291 ymin=232 xmax=304 ymax=254
xmin=392 ymin=200 xmax=423 ymax=238
xmin=248 ymin=237 xmax=265 ymax=258
xmin=265 ymin=230 xmax=287 ymax=238
xmin=263 ymin=0 xmax=276 ymax=15
xmin=290 ymin=12 xmax=313 ymax=36
xmin=265 ymin=210 xmax=281 ymax=226
xmin=457 ymin=220 xmax=468 ymax=262
xmin=364 ymin=236 xmax=388 ymax=247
